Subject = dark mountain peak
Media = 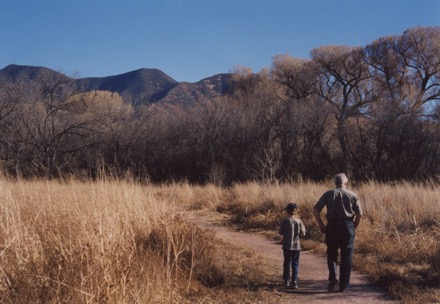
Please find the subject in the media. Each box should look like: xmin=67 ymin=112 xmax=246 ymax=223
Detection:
xmin=0 ymin=64 xmax=67 ymax=82
xmin=83 ymin=68 xmax=177 ymax=85
xmin=77 ymin=68 xmax=179 ymax=105
xmin=127 ymin=68 xmax=177 ymax=83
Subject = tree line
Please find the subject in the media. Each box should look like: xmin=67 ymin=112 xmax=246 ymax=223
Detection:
xmin=0 ymin=26 xmax=439 ymax=183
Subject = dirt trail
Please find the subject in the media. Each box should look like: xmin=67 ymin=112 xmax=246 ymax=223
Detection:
xmin=185 ymin=210 xmax=397 ymax=304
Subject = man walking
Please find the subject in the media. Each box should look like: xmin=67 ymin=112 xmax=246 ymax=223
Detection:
xmin=313 ymin=173 xmax=362 ymax=292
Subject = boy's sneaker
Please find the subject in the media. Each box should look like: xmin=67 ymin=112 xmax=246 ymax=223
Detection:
xmin=284 ymin=280 xmax=290 ymax=288
xmin=291 ymin=281 xmax=299 ymax=289
xmin=327 ymin=279 xmax=338 ymax=292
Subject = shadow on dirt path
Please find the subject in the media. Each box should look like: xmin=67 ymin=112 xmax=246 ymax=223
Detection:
xmin=185 ymin=209 xmax=398 ymax=304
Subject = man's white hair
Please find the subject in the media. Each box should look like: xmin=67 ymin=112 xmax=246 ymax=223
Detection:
xmin=335 ymin=173 xmax=348 ymax=186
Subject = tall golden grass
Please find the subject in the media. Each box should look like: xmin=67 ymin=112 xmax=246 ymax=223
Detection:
xmin=354 ymin=181 xmax=440 ymax=302
xmin=1 ymin=177 xmax=438 ymax=303
xmin=0 ymin=177 xmax=282 ymax=304
xmin=0 ymin=177 xmax=221 ymax=303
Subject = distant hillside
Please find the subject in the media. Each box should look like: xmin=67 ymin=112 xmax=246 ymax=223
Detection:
xmin=0 ymin=64 xmax=67 ymax=82
xmin=76 ymin=68 xmax=179 ymax=105
xmin=0 ymin=64 xmax=233 ymax=106
xmin=159 ymin=73 xmax=232 ymax=105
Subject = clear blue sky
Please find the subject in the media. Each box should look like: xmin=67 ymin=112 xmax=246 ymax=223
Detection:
xmin=1 ymin=0 xmax=439 ymax=82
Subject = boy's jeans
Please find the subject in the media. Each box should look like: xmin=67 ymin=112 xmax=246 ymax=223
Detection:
xmin=283 ymin=250 xmax=300 ymax=283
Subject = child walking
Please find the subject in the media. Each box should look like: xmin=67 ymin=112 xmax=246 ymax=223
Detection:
xmin=279 ymin=202 xmax=306 ymax=289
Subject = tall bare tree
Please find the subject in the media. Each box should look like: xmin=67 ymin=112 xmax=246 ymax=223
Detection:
xmin=395 ymin=26 xmax=440 ymax=115
xmin=364 ymin=26 xmax=440 ymax=179
xmin=271 ymin=54 xmax=335 ymax=179
xmin=16 ymin=70 xmax=90 ymax=176
xmin=311 ymin=45 xmax=374 ymax=173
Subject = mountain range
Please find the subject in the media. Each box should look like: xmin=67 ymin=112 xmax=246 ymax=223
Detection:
xmin=0 ymin=64 xmax=233 ymax=106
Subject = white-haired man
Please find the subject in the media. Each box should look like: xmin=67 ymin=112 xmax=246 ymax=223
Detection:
xmin=313 ymin=173 xmax=362 ymax=292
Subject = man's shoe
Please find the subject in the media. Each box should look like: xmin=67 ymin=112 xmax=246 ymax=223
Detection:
xmin=284 ymin=280 xmax=290 ymax=288
xmin=327 ymin=279 xmax=338 ymax=292
xmin=291 ymin=281 xmax=299 ymax=289
xmin=338 ymin=286 xmax=348 ymax=293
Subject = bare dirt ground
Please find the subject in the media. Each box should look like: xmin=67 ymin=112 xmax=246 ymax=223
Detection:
xmin=185 ymin=209 xmax=398 ymax=304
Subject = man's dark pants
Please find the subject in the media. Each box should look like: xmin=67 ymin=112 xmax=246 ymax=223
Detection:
xmin=325 ymin=220 xmax=355 ymax=289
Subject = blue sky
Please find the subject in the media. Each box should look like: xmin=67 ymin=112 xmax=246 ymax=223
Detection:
xmin=1 ymin=0 xmax=439 ymax=82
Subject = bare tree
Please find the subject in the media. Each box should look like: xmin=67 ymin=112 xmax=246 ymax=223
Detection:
xmin=71 ymin=90 xmax=150 ymax=176
xmin=311 ymin=45 xmax=374 ymax=172
xmin=0 ymin=75 xmax=31 ymax=175
xmin=271 ymin=54 xmax=317 ymax=100
xmin=363 ymin=26 xmax=440 ymax=179
xmin=270 ymin=54 xmax=335 ymax=179
xmin=16 ymin=70 xmax=90 ymax=176
xmin=395 ymin=26 xmax=440 ymax=116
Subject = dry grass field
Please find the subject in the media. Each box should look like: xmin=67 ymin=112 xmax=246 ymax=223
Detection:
xmin=0 ymin=177 xmax=276 ymax=304
xmin=0 ymin=177 xmax=438 ymax=303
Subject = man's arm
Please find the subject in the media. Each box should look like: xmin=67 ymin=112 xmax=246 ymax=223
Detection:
xmin=354 ymin=213 xmax=362 ymax=229
xmin=313 ymin=207 xmax=326 ymax=234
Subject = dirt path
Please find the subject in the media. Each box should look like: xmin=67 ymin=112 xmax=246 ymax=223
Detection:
xmin=185 ymin=209 xmax=397 ymax=304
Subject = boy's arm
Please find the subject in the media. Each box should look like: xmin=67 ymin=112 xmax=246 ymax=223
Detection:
xmin=278 ymin=220 xmax=284 ymax=235
xmin=278 ymin=221 xmax=285 ymax=244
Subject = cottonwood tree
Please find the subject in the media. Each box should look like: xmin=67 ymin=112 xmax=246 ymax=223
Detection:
xmin=187 ymin=99 xmax=234 ymax=183
xmin=15 ymin=70 xmax=91 ymax=177
xmin=311 ymin=45 xmax=374 ymax=174
xmin=0 ymin=87 xmax=22 ymax=175
xmin=70 ymin=90 xmax=145 ymax=176
xmin=141 ymin=103 xmax=199 ymax=182
xmin=364 ymin=26 xmax=440 ymax=179
xmin=228 ymin=67 xmax=292 ymax=181
xmin=395 ymin=26 xmax=440 ymax=115
xmin=271 ymin=54 xmax=317 ymax=100
xmin=0 ymin=73 xmax=37 ymax=175
xmin=270 ymin=54 xmax=335 ymax=179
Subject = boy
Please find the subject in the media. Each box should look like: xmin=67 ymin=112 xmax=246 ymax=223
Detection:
xmin=279 ymin=202 xmax=306 ymax=289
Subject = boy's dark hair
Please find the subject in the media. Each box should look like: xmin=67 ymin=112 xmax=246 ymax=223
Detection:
xmin=285 ymin=202 xmax=298 ymax=213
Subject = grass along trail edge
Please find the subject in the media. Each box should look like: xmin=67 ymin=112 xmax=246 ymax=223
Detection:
xmin=184 ymin=208 xmax=397 ymax=304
